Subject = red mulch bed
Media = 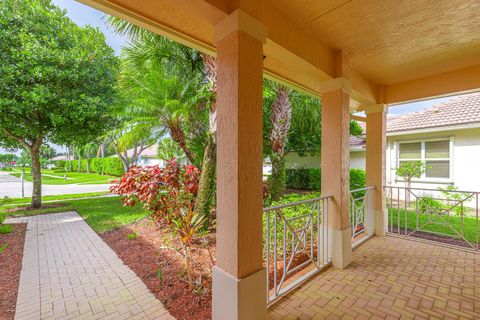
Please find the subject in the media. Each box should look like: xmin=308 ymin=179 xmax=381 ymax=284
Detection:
xmin=0 ymin=224 xmax=27 ymax=320
xmin=100 ymin=219 xmax=215 ymax=320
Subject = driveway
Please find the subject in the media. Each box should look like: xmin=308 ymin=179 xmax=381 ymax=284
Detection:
xmin=0 ymin=172 xmax=110 ymax=198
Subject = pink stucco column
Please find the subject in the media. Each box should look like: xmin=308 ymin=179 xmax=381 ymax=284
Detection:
xmin=366 ymin=105 xmax=388 ymax=236
xmin=212 ymin=10 xmax=267 ymax=320
xmin=321 ymin=87 xmax=352 ymax=269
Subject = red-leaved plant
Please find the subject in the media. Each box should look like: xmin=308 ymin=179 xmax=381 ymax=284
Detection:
xmin=110 ymin=159 xmax=205 ymax=289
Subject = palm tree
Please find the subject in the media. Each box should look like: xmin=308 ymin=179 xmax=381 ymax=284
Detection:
xmin=265 ymin=80 xmax=292 ymax=200
xmin=118 ymin=41 xmax=207 ymax=167
xmin=106 ymin=17 xmax=217 ymax=217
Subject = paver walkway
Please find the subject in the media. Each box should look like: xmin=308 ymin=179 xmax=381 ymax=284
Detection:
xmin=269 ymin=236 xmax=480 ymax=319
xmin=7 ymin=212 xmax=173 ymax=320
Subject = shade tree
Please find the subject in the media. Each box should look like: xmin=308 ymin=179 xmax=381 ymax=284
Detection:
xmin=0 ymin=0 xmax=119 ymax=207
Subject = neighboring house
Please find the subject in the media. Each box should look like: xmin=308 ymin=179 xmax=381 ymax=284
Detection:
xmin=285 ymin=92 xmax=480 ymax=194
xmin=121 ymin=144 xmax=187 ymax=167
xmin=284 ymin=136 xmax=366 ymax=170
xmin=130 ymin=144 xmax=164 ymax=167
xmin=386 ymin=93 xmax=480 ymax=192
xmin=51 ymin=155 xmax=67 ymax=161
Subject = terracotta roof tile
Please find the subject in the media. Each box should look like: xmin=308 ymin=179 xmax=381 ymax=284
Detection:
xmin=387 ymin=92 xmax=480 ymax=133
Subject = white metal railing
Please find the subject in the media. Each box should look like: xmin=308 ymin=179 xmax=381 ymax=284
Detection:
xmin=263 ymin=195 xmax=332 ymax=304
xmin=385 ymin=185 xmax=480 ymax=250
xmin=350 ymin=186 xmax=376 ymax=248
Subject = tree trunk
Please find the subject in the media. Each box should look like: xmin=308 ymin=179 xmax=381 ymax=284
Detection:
xmin=169 ymin=123 xmax=196 ymax=166
xmin=269 ymin=154 xmax=286 ymax=201
xmin=194 ymin=134 xmax=216 ymax=220
xmin=193 ymin=54 xmax=218 ymax=220
xmin=269 ymin=85 xmax=292 ymax=201
xmin=67 ymin=147 xmax=73 ymax=171
xmin=77 ymin=152 xmax=81 ymax=173
xmin=86 ymin=158 xmax=91 ymax=173
xmin=31 ymin=142 xmax=42 ymax=209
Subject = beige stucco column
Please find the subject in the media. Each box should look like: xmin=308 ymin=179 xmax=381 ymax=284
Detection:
xmin=321 ymin=86 xmax=352 ymax=269
xmin=212 ymin=10 xmax=267 ymax=320
xmin=365 ymin=105 xmax=388 ymax=236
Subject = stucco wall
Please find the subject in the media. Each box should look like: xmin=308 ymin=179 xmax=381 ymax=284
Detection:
xmin=386 ymin=127 xmax=480 ymax=193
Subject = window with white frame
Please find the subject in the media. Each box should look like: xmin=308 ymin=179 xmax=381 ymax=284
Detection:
xmin=398 ymin=139 xmax=451 ymax=180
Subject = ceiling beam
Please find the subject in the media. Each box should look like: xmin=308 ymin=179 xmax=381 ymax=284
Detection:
xmin=384 ymin=64 xmax=480 ymax=105
xmin=80 ymin=0 xmax=381 ymax=105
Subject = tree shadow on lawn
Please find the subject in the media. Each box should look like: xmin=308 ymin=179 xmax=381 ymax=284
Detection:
xmin=100 ymin=218 xmax=215 ymax=320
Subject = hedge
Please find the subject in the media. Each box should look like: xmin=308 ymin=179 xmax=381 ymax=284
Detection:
xmin=286 ymin=168 xmax=366 ymax=191
xmin=55 ymin=157 xmax=125 ymax=176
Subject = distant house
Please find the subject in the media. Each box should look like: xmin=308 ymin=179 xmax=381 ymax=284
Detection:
xmin=284 ymin=92 xmax=480 ymax=193
xmin=386 ymin=93 xmax=480 ymax=192
xmin=128 ymin=144 xmax=164 ymax=167
xmin=51 ymin=155 xmax=67 ymax=161
xmin=284 ymin=136 xmax=366 ymax=170
xmin=122 ymin=144 xmax=187 ymax=167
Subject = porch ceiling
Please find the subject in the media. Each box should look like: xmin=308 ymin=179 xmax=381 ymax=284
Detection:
xmin=270 ymin=0 xmax=480 ymax=86
xmin=80 ymin=0 xmax=480 ymax=106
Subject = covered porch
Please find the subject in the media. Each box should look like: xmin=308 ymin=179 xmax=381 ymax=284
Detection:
xmin=78 ymin=0 xmax=480 ymax=319
xmin=269 ymin=236 xmax=480 ymax=319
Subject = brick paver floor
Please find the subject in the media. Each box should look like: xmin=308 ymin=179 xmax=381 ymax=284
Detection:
xmin=268 ymin=236 xmax=480 ymax=319
xmin=7 ymin=212 xmax=173 ymax=320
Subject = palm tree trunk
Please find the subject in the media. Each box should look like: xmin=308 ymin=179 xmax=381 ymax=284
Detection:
xmin=194 ymin=134 xmax=216 ymax=219
xmin=194 ymin=54 xmax=217 ymax=219
xmin=169 ymin=123 xmax=196 ymax=166
xmin=269 ymin=85 xmax=292 ymax=201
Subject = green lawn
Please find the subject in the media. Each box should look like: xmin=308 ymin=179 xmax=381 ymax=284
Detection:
xmin=2 ymin=192 xmax=109 ymax=205
xmin=10 ymin=169 xmax=118 ymax=185
xmin=388 ymin=207 xmax=479 ymax=245
xmin=2 ymin=196 xmax=148 ymax=233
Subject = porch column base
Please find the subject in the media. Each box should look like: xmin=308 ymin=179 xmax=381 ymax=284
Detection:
xmin=212 ymin=266 xmax=267 ymax=320
xmin=330 ymin=227 xmax=352 ymax=269
xmin=374 ymin=209 xmax=387 ymax=236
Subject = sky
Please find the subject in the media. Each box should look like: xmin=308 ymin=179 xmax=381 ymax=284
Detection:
xmin=52 ymin=0 xmax=128 ymax=55
xmin=0 ymin=0 xmax=458 ymax=155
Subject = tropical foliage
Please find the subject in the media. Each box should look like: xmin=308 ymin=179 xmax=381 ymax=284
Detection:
xmin=110 ymin=160 xmax=204 ymax=289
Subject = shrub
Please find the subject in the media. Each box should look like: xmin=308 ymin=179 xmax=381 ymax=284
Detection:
xmin=110 ymin=160 xmax=204 ymax=289
xmin=55 ymin=160 xmax=66 ymax=170
xmin=0 ymin=212 xmax=5 ymax=224
xmin=91 ymin=158 xmax=103 ymax=174
xmin=127 ymin=232 xmax=139 ymax=240
xmin=285 ymin=168 xmax=366 ymax=192
xmin=417 ymin=195 xmax=444 ymax=214
xmin=85 ymin=157 xmax=125 ymax=176
xmin=102 ymin=158 xmax=124 ymax=176
xmin=0 ymin=224 xmax=13 ymax=234
xmin=80 ymin=159 xmax=89 ymax=172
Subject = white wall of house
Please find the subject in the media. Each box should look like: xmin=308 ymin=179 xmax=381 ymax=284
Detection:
xmin=284 ymin=150 xmax=366 ymax=170
xmin=350 ymin=150 xmax=366 ymax=170
xmin=386 ymin=127 xmax=480 ymax=192
xmin=137 ymin=157 xmax=164 ymax=167
xmin=385 ymin=127 xmax=480 ymax=207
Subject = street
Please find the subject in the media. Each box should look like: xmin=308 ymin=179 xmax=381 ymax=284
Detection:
xmin=0 ymin=171 xmax=110 ymax=198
